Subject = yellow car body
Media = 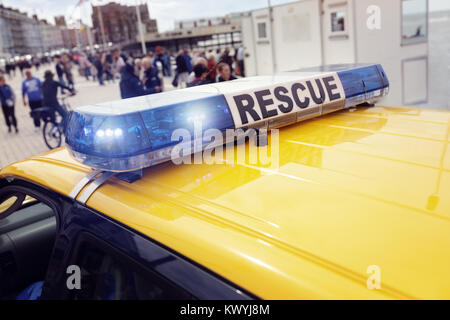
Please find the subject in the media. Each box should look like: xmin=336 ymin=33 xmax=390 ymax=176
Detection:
xmin=1 ymin=105 xmax=449 ymax=299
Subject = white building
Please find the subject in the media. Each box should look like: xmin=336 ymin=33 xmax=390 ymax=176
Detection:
xmin=241 ymin=0 xmax=429 ymax=106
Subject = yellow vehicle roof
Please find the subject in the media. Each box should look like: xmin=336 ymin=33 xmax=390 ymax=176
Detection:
xmin=1 ymin=105 xmax=450 ymax=299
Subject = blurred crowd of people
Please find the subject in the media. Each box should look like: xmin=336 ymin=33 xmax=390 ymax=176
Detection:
xmin=173 ymin=46 xmax=243 ymax=88
xmin=2 ymin=56 xmax=52 ymax=79
xmin=113 ymin=45 xmax=245 ymax=99
xmin=0 ymin=45 xmax=246 ymax=134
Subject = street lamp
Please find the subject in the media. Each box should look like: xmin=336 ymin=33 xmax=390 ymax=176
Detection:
xmin=135 ymin=0 xmax=147 ymax=54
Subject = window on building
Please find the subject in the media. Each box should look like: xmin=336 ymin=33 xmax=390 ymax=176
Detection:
xmin=401 ymin=0 xmax=428 ymax=45
xmin=330 ymin=10 xmax=346 ymax=33
xmin=257 ymin=22 xmax=267 ymax=40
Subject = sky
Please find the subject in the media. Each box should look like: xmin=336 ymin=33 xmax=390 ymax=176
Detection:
xmin=1 ymin=0 xmax=449 ymax=31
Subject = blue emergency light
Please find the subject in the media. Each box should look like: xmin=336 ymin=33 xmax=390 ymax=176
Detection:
xmin=66 ymin=63 xmax=389 ymax=172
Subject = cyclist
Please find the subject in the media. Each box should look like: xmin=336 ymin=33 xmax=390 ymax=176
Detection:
xmin=41 ymin=70 xmax=74 ymax=129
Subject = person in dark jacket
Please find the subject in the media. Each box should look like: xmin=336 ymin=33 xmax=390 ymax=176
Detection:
xmin=220 ymin=48 xmax=234 ymax=73
xmin=184 ymin=49 xmax=192 ymax=74
xmin=175 ymin=50 xmax=189 ymax=88
xmin=93 ymin=53 xmax=104 ymax=86
xmin=187 ymin=63 xmax=210 ymax=87
xmin=41 ymin=70 xmax=74 ymax=127
xmin=0 ymin=75 xmax=18 ymax=133
xmin=163 ymin=50 xmax=171 ymax=76
xmin=55 ymin=56 xmax=66 ymax=94
xmin=142 ymin=57 xmax=161 ymax=94
xmin=119 ymin=63 xmax=147 ymax=99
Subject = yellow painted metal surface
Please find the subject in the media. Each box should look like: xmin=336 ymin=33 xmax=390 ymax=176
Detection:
xmin=1 ymin=105 xmax=450 ymax=299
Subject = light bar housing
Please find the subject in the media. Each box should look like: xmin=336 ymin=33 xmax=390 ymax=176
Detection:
xmin=66 ymin=63 xmax=389 ymax=172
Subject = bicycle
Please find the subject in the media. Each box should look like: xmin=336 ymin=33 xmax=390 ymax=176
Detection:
xmin=32 ymin=93 xmax=73 ymax=150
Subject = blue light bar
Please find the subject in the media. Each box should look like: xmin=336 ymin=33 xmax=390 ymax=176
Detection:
xmin=337 ymin=64 xmax=389 ymax=107
xmin=66 ymin=63 xmax=389 ymax=172
xmin=66 ymin=92 xmax=233 ymax=171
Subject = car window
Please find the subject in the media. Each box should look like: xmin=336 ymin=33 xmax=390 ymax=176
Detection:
xmin=68 ymin=238 xmax=194 ymax=300
xmin=0 ymin=188 xmax=57 ymax=300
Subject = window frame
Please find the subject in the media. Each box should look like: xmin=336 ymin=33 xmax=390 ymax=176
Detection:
xmin=256 ymin=21 xmax=269 ymax=42
xmin=330 ymin=9 xmax=347 ymax=35
xmin=400 ymin=0 xmax=429 ymax=46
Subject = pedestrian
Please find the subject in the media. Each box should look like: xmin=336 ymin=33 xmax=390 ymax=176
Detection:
xmin=62 ymin=54 xmax=74 ymax=91
xmin=79 ymin=53 xmax=91 ymax=81
xmin=22 ymin=69 xmax=43 ymax=131
xmin=236 ymin=45 xmax=245 ymax=77
xmin=175 ymin=50 xmax=189 ymax=88
xmin=87 ymin=53 xmax=95 ymax=65
xmin=0 ymin=75 xmax=18 ymax=133
xmin=215 ymin=48 xmax=222 ymax=63
xmin=184 ymin=49 xmax=193 ymax=74
xmin=94 ymin=53 xmax=104 ymax=86
xmin=42 ymin=70 xmax=74 ymax=129
xmin=207 ymin=54 xmax=217 ymax=83
xmin=4 ymin=63 xmax=11 ymax=80
xmin=142 ymin=57 xmax=161 ymax=94
xmin=18 ymin=60 xmax=25 ymax=77
xmin=153 ymin=53 xmax=164 ymax=70
xmin=153 ymin=53 xmax=165 ymax=91
xmin=163 ymin=50 xmax=171 ymax=77
xmin=10 ymin=60 xmax=16 ymax=77
xmin=187 ymin=57 xmax=207 ymax=83
xmin=102 ymin=52 xmax=114 ymax=83
xmin=55 ymin=56 xmax=67 ymax=94
xmin=220 ymin=48 xmax=234 ymax=73
xmin=217 ymin=62 xmax=237 ymax=82
xmin=187 ymin=63 xmax=210 ymax=87
xmin=119 ymin=62 xmax=147 ymax=99
xmin=112 ymin=49 xmax=126 ymax=76
xmin=90 ymin=64 xmax=98 ymax=82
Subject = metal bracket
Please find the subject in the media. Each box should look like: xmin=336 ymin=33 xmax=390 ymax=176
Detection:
xmin=68 ymin=170 xmax=101 ymax=200
xmin=77 ymin=171 xmax=116 ymax=205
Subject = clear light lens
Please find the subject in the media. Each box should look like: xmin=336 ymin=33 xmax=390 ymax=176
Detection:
xmin=114 ymin=128 xmax=123 ymax=137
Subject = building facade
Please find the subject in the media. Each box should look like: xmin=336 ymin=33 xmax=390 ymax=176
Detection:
xmin=38 ymin=19 xmax=64 ymax=52
xmin=0 ymin=14 xmax=14 ymax=58
xmin=0 ymin=5 xmax=29 ymax=57
xmin=0 ymin=5 xmax=65 ymax=57
xmin=135 ymin=14 xmax=241 ymax=53
xmin=241 ymin=0 xmax=429 ymax=107
xmin=92 ymin=3 xmax=157 ymax=46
